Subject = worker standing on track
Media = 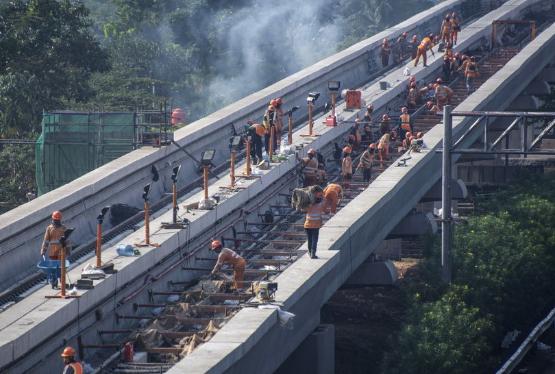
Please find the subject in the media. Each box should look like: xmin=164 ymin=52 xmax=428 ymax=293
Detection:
xmin=380 ymin=114 xmax=391 ymax=135
xmin=380 ymin=38 xmax=391 ymax=67
xmin=409 ymin=35 xmax=419 ymax=60
xmin=61 ymin=347 xmax=83 ymax=374
xmin=357 ymin=143 xmax=374 ymax=184
xmin=271 ymin=98 xmax=284 ymax=150
xmin=302 ymin=148 xmax=319 ymax=187
xmin=304 ymin=186 xmax=326 ymax=259
xmin=341 ymin=146 xmax=353 ymax=190
xmin=247 ymin=121 xmax=265 ymax=164
xmin=263 ymin=104 xmax=277 ymax=155
xmin=440 ymin=15 xmax=452 ymax=45
xmin=396 ymin=32 xmax=409 ymax=62
xmin=210 ymin=240 xmax=246 ymax=290
xmin=323 ymin=183 xmax=343 ymax=214
xmin=451 ymin=12 xmax=461 ymax=45
xmin=400 ymin=106 xmax=412 ymax=141
xmin=464 ymin=56 xmax=480 ymax=95
xmin=435 ymin=78 xmax=454 ymax=110
xmin=414 ymin=33 xmax=435 ymax=67
xmin=41 ymin=211 xmax=67 ymax=260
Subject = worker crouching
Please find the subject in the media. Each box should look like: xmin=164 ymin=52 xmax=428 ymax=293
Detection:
xmin=210 ymin=240 xmax=246 ymax=290
xmin=323 ymin=183 xmax=343 ymax=214
xmin=302 ymin=148 xmax=319 ymax=187
xmin=304 ymin=186 xmax=327 ymax=259
xmin=41 ymin=210 xmax=67 ymax=260
xmin=61 ymin=346 xmax=83 ymax=374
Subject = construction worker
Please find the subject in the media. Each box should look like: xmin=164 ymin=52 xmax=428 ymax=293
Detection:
xmin=409 ymin=35 xmax=419 ymax=60
xmin=61 ymin=346 xmax=83 ymax=374
xmin=210 ymin=240 xmax=246 ymax=290
xmin=304 ymin=186 xmax=326 ymax=259
xmin=400 ymin=107 xmax=412 ymax=140
xmin=414 ymin=33 xmax=435 ymax=67
xmin=395 ymin=32 xmax=409 ymax=62
xmin=440 ymin=15 xmax=452 ymax=45
xmin=464 ymin=56 xmax=479 ymax=95
xmin=380 ymin=114 xmax=391 ymax=135
xmin=302 ymin=148 xmax=319 ymax=187
xmin=348 ymin=120 xmax=362 ymax=150
xmin=41 ymin=211 xmax=67 ymax=260
xmin=341 ymin=146 xmax=353 ymax=190
xmin=434 ymin=78 xmax=454 ymax=110
xmin=451 ymin=12 xmax=461 ymax=45
xmin=323 ymin=183 xmax=343 ymax=214
xmin=271 ymin=98 xmax=284 ymax=149
xmin=357 ymin=143 xmax=374 ymax=183
xmin=263 ymin=105 xmax=277 ymax=155
xmin=426 ymin=100 xmax=440 ymax=115
xmin=380 ymin=38 xmax=391 ymax=67
xmin=247 ymin=121 xmax=265 ymax=164
xmin=377 ymin=133 xmax=390 ymax=170
xmin=407 ymin=82 xmax=418 ymax=109
xmin=363 ymin=104 xmax=373 ymax=123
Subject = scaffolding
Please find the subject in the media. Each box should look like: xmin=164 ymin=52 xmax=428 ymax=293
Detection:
xmin=36 ymin=107 xmax=172 ymax=195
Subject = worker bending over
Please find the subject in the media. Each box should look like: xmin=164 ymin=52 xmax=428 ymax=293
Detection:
xmin=247 ymin=121 xmax=265 ymax=164
xmin=414 ymin=33 xmax=435 ymax=67
xmin=210 ymin=240 xmax=246 ymax=290
xmin=378 ymin=133 xmax=390 ymax=170
xmin=61 ymin=347 xmax=83 ymax=374
xmin=41 ymin=210 xmax=67 ymax=260
xmin=302 ymin=148 xmax=319 ymax=187
xmin=304 ymin=186 xmax=327 ymax=259
xmin=323 ymin=183 xmax=343 ymax=214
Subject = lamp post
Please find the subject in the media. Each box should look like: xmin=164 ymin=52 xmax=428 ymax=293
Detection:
xmin=201 ymin=150 xmax=216 ymax=200
xmin=326 ymin=81 xmax=341 ymax=127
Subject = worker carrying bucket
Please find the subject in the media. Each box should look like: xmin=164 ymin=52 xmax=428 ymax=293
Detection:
xmin=210 ymin=240 xmax=246 ymax=291
xmin=61 ymin=346 xmax=83 ymax=374
xmin=41 ymin=211 xmax=68 ymax=260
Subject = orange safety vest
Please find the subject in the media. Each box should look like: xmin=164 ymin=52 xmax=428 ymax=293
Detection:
xmin=400 ymin=113 xmax=411 ymax=131
xmin=42 ymin=224 xmax=67 ymax=259
xmin=63 ymin=361 xmax=83 ymax=374
xmin=303 ymin=157 xmax=318 ymax=176
xmin=304 ymin=202 xmax=326 ymax=229
xmin=418 ymin=37 xmax=432 ymax=50
xmin=323 ymin=184 xmax=341 ymax=214
xmin=251 ymin=123 xmax=266 ymax=137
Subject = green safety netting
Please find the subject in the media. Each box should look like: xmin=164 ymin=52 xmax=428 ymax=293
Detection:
xmin=35 ymin=111 xmax=136 ymax=195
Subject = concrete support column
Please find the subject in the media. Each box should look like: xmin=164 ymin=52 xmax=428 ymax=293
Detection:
xmin=276 ymin=324 xmax=335 ymax=374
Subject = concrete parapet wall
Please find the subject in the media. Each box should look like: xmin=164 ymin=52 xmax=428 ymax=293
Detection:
xmin=0 ymin=0 xmax=472 ymax=287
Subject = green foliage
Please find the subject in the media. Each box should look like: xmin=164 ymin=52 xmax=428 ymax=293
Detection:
xmin=0 ymin=144 xmax=36 ymax=212
xmin=385 ymin=174 xmax=555 ymax=373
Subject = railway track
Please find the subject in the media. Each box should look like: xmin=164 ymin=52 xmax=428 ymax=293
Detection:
xmin=83 ymin=47 xmax=521 ymax=373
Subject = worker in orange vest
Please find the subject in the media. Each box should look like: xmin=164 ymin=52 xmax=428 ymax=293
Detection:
xmin=210 ymin=240 xmax=246 ymax=290
xmin=464 ymin=56 xmax=479 ymax=95
xmin=341 ymin=146 xmax=353 ymax=190
xmin=302 ymin=148 xmax=319 ymax=187
xmin=414 ymin=33 xmax=435 ymax=67
xmin=304 ymin=186 xmax=326 ymax=259
xmin=271 ymin=98 xmax=284 ymax=149
xmin=399 ymin=106 xmax=412 ymax=141
xmin=434 ymin=78 xmax=453 ymax=110
xmin=263 ymin=105 xmax=277 ymax=155
xmin=61 ymin=346 xmax=83 ymax=374
xmin=377 ymin=133 xmax=390 ymax=170
xmin=41 ymin=211 xmax=67 ymax=260
xmin=380 ymin=38 xmax=391 ymax=67
xmin=440 ymin=14 xmax=452 ymax=45
xmin=323 ymin=183 xmax=343 ymax=214
xmin=451 ymin=12 xmax=461 ymax=45
xmin=247 ymin=121 xmax=265 ymax=164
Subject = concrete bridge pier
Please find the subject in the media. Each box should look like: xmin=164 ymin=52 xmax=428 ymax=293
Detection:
xmin=276 ymin=324 xmax=335 ymax=374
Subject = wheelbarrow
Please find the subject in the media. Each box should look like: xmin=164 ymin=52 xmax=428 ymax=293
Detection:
xmin=37 ymin=256 xmax=70 ymax=289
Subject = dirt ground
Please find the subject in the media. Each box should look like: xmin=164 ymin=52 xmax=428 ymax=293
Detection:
xmin=321 ymin=259 xmax=420 ymax=374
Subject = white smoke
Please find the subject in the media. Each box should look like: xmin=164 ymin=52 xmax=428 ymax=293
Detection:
xmin=207 ymin=0 xmax=340 ymax=106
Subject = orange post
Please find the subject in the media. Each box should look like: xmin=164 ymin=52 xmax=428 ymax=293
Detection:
xmin=230 ymin=150 xmax=236 ymax=187
xmin=203 ymin=165 xmax=209 ymax=200
xmin=531 ymin=21 xmax=536 ymax=40
xmin=288 ymin=115 xmax=293 ymax=145
xmin=269 ymin=126 xmax=275 ymax=162
xmin=96 ymin=222 xmax=102 ymax=268
xmin=59 ymin=242 xmax=67 ymax=297
xmin=244 ymin=138 xmax=252 ymax=177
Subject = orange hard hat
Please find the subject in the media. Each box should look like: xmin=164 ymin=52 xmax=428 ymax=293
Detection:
xmin=61 ymin=347 xmax=75 ymax=358
xmin=343 ymin=146 xmax=352 ymax=154
xmin=307 ymin=148 xmax=316 ymax=155
xmin=211 ymin=240 xmax=222 ymax=250
xmin=270 ymin=99 xmax=278 ymax=107
xmin=52 ymin=211 xmax=62 ymax=220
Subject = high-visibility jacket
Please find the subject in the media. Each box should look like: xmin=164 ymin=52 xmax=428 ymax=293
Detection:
xmin=324 ymin=184 xmax=342 ymax=213
xmin=304 ymin=201 xmax=326 ymax=229
xmin=250 ymin=123 xmax=266 ymax=137
xmin=418 ymin=37 xmax=433 ymax=50
xmin=303 ymin=157 xmax=318 ymax=176
xmin=400 ymin=113 xmax=411 ymax=131
xmin=41 ymin=223 xmax=67 ymax=259
xmin=213 ymin=248 xmax=245 ymax=272
xmin=63 ymin=361 xmax=83 ymax=374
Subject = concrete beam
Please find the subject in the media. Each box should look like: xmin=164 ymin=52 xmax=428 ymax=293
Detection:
xmin=345 ymin=260 xmax=398 ymax=286
xmin=524 ymin=78 xmax=551 ymax=95
xmin=387 ymin=212 xmax=438 ymax=238
xmin=510 ymin=95 xmax=542 ymax=110
xmin=421 ymin=178 xmax=468 ymax=201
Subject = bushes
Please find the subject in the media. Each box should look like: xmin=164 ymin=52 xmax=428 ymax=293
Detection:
xmin=384 ymin=174 xmax=555 ymax=373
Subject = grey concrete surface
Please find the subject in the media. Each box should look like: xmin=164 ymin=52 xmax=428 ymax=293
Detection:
xmin=167 ymin=7 xmax=555 ymax=374
xmin=0 ymin=0 xmax=475 ymax=288
xmin=345 ymin=260 xmax=399 ymax=286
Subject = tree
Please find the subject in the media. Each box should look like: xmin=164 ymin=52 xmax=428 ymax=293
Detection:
xmin=0 ymin=0 xmax=109 ymax=134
